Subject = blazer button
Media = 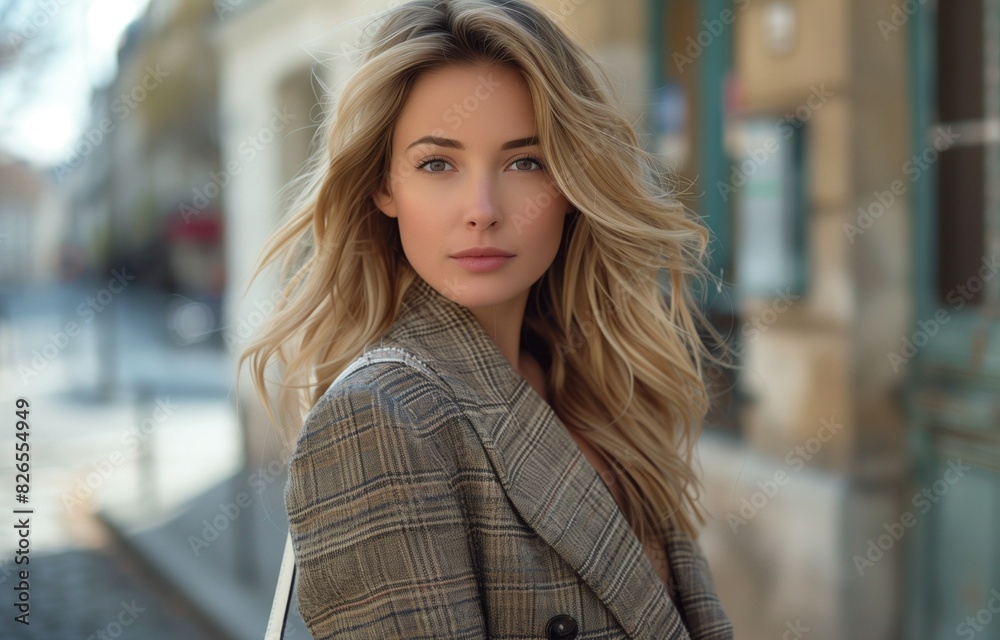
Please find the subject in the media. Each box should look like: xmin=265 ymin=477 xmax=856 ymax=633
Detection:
xmin=545 ymin=614 xmax=578 ymax=639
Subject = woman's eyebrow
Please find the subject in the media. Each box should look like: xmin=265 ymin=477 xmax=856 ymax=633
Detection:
xmin=405 ymin=135 xmax=539 ymax=151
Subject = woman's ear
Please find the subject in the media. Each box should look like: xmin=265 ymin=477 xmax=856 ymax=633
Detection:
xmin=372 ymin=176 xmax=398 ymax=219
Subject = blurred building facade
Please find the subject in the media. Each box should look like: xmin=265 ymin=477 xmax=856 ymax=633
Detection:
xmin=0 ymin=157 xmax=64 ymax=285
xmin=60 ymin=0 xmax=225 ymax=341
xmin=199 ymin=0 xmax=997 ymax=638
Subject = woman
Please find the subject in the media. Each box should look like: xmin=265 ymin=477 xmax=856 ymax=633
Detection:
xmin=239 ymin=1 xmax=735 ymax=638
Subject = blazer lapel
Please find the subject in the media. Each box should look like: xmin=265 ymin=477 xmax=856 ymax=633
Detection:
xmin=476 ymin=359 xmax=692 ymax=640
xmin=382 ymin=278 xmax=691 ymax=639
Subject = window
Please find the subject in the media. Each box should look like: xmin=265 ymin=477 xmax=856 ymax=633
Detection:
xmin=932 ymin=0 xmax=1000 ymax=308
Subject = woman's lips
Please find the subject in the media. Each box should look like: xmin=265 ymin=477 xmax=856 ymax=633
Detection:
xmin=451 ymin=256 xmax=514 ymax=272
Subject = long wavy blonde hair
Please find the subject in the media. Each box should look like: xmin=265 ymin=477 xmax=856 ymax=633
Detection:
xmin=236 ymin=0 xmax=734 ymax=543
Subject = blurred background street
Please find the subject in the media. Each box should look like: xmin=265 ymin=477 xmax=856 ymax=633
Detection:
xmin=0 ymin=0 xmax=998 ymax=638
xmin=0 ymin=277 xmax=271 ymax=637
xmin=0 ymin=278 xmax=310 ymax=638
xmin=0 ymin=280 xmax=222 ymax=637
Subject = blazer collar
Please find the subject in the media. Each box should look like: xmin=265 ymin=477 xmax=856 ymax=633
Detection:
xmin=378 ymin=277 xmax=699 ymax=639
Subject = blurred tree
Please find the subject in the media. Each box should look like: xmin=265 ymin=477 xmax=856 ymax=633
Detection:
xmin=0 ymin=0 xmax=70 ymax=156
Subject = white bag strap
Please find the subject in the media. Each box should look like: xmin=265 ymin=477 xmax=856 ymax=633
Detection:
xmin=265 ymin=348 xmax=415 ymax=638
xmin=265 ymin=530 xmax=296 ymax=639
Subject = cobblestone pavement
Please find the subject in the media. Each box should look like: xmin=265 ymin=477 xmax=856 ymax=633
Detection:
xmin=0 ymin=519 xmax=221 ymax=640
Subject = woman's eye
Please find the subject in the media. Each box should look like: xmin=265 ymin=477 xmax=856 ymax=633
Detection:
xmin=415 ymin=156 xmax=544 ymax=173
xmin=416 ymin=158 xmax=453 ymax=172
xmin=509 ymin=156 xmax=543 ymax=171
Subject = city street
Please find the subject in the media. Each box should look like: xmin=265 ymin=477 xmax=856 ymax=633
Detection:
xmin=0 ymin=279 xmax=242 ymax=638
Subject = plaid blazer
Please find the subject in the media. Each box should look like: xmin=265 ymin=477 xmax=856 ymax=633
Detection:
xmin=284 ymin=277 xmax=733 ymax=639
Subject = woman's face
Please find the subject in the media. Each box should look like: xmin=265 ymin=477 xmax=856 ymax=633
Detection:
xmin=373 ymin=62 xmax=572 ymax=309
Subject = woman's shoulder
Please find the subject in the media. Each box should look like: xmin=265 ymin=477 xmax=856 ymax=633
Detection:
xmin=296 ymin=346 xmax=460 ymax=444
xmin=286 ymin=347 xmax=474 ymax=497
xmin=337 ymin=345 xmax=441 ymax=385
xmin=314 ymin=345 xmax=445 ymax=404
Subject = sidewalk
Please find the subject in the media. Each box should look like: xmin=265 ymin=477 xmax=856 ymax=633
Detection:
xmin=98 ymin=463 xmax=309 ymax=639
xmin=0 ymin=282 xmax=307 ymax=638
xmin=0 ymin=534 xmax=219 ymax=640
xmin=0 ymin=375 xmax=231 ymax=637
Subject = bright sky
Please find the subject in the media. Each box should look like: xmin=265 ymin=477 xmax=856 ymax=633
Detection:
xmin=1 ymin=0 xmax=152 ymax=167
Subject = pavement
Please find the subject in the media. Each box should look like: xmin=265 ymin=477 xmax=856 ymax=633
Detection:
xmin=0 ymin=280 xmax=307 ymax=639
xmin=97 ymin=464 xmax=309 ymax=639
xmin=0 ymin=517 xmax=219 ymax=640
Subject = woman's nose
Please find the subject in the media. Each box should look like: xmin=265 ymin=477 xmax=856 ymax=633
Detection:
xmin=463 ymin=172 xmax=502 ymax=228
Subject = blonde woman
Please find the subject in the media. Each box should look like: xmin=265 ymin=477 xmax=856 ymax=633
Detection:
xmin=240 ymin=1 xmax=735 ymax=638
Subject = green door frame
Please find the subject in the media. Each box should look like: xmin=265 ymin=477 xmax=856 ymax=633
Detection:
xmin=649 ymin=0 xmax=733 ymax=311
xmin=904 ymin=3 xmax=1000 ymax=638
xmin=903 ymin=6 xmax=935 ymax=638
xmin=907 ymin=5 xmax=937 ymax=325
xmin=696 ymin=0 xmax=732 ymax=301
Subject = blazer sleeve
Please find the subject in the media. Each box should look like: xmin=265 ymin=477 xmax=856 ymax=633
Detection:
xmin=284 ymin=365 xmax=487 ymax=639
